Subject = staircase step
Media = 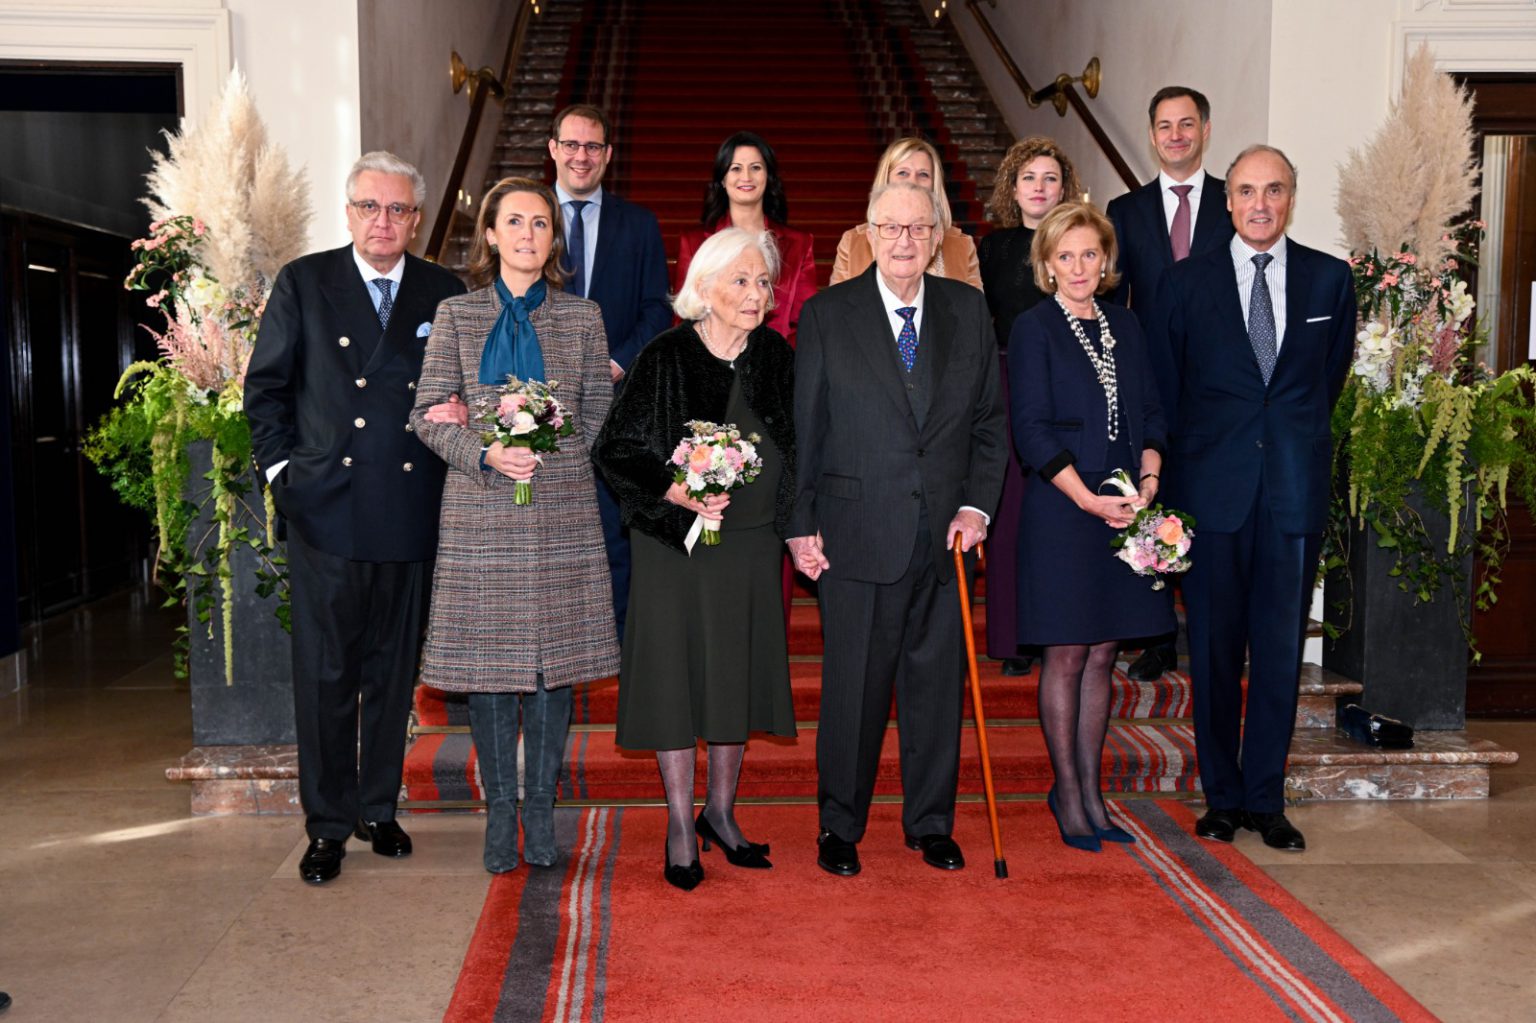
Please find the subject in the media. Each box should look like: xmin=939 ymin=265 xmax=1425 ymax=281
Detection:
xmin=401 ymin=722 xmax=1201 ymax=805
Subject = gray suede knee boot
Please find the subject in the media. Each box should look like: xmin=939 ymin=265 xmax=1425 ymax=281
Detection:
xmin=520 ymin=677 xmax=572 ymax=867
xmin=467 ymin=692 xmax=521 ymax=873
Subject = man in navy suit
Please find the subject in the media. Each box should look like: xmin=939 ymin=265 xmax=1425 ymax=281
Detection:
xmin=1107 ymin=86 xmax=1234 ymax=682
xmin=548 ymin=104 xmax=671 ymax=640
xmin=1148 ymin=145 xmax=1355 ymax=851
xmin=245 ymin=152 xmax=467 ymax=883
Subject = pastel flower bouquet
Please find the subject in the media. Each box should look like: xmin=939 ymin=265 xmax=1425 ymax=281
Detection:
xmin=1102 ymin=469 xmax=1195 ymax=590
xmin=475 ymin=376 xmax=575 ymax=505
xmin=669 ymin=420 xmax=763 ymax=547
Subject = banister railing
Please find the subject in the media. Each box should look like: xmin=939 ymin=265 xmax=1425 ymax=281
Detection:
xmin=963 ymin=0 xmax=1140 ymax=193
xmin=425 ymin=0 xmax=537 ymax=263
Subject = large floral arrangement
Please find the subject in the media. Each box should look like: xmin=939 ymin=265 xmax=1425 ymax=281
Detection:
xmin=1329 ymin=46 xmax=1536 ymax=653
xmin=84 ymin=70 xmax=310 ymax=681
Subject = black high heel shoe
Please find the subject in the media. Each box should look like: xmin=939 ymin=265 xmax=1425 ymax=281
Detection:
xmin=663 ymin=841 xmax=704 ymax=891
xmin=695 ymin=809 xmax=772 ymax=868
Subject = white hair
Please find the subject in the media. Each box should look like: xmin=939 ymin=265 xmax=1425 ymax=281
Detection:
xmin=864 ymin=181 xmax=937 ymax=227
xmin=346 ymin=150 xmax=427 ymax=207
xmin=672 ymin=228 xmax=781 ymax=321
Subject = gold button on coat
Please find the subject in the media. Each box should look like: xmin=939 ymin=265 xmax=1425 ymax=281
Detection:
xmin=342 ymin=456 xmax=353 ymax=467
xmin=403 ymin=462 xmax=414 ymax=472
xmin=356 ymin=377 xmax=367 ymax=388
xmin=407 ymin=381 xmax=416 ymax=391
xmin=338 ymin=336 xmax=350 ymax=347
xmin=354 ymin=417 xmax=366 ymax=428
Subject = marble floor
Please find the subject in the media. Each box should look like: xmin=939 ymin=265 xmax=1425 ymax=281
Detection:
xmin=1 ymin=588 xmax=1533 ymax=1022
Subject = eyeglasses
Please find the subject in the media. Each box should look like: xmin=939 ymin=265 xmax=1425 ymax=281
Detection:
xmin=349 ymin=200 xmax=419 ymax=223
xmin=554 ymin=139 xmax=608 ymax=156
xmin=873 ymin=222 xmax=935 ymax=240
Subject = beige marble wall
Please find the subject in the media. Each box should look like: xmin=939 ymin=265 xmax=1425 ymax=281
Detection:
xmin=358 ymin=0 xmax=519 ymax=255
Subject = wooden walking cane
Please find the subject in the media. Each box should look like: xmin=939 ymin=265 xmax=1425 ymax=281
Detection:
xmin=954 ymin=540 xmax=1007 ymax=879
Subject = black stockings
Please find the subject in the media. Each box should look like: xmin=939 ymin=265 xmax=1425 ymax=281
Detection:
xmin=1038 ymin=640 xmax=1119 ymax=835
xmin=655 ymin=742 xmax=748 ymax=864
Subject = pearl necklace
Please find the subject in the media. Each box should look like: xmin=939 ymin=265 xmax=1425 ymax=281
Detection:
xmin=698 ymin=319 xmax=745 ymax=367
xmin=1055 ymin=292 xmax=1120 ymax=442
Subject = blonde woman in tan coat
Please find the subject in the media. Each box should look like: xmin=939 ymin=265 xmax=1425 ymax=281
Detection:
xmin=828 ymin=136 xmax=983 ymax=290
xmin=410 ymin=177 xmax=619 ymax=872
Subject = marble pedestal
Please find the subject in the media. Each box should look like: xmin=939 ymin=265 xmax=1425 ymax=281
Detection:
xmin=166 ymin=744 xmax=301 ymax=815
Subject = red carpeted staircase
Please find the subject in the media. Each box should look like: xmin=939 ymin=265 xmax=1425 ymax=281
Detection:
xmin=405 ymin=0 xmax=1510 ymax=813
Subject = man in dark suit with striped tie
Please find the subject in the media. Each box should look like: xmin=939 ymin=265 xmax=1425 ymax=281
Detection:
xmin=245 ymin=152 xmax=467 ymax=883
xmin=789 ymin=183 xmax=1007 ymax=877
xmin=547 ymin=104 xmax=672 ymax=641
xmin=1107 ymin=86 xmax=1235 ymax=682
xmin=1147 ymin=145 xmax=1355 ymax=852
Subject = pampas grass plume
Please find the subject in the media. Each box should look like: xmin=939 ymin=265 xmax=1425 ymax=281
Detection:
xmin=1337 ymin=45 xmax=1478 ymax=266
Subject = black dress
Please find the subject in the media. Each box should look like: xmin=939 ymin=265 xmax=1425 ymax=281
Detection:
xmin=976 ymin=225 xmax=1048 ymax=658
xmin=1015 ymin=318 xmax=1175 ymax=646
xmin=614 ymin=370 xmax=796 ymax=750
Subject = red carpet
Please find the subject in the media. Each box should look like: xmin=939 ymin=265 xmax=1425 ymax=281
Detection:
xmin=444 ymin=802 xmax=1435 ymax=1022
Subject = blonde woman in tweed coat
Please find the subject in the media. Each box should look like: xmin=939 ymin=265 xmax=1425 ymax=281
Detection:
xmin=410 ymin=177 xmax=618 ymax=872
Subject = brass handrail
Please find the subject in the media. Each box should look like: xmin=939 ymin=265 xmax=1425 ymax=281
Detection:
xmin=426 ymin=0 xmax=537 ymax=262
xmin=964 ymin=0 xmax=1140 ymax=192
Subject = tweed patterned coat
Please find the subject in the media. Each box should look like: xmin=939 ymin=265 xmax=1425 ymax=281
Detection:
xmin=409 ymin=284 xmax=620 ymax=693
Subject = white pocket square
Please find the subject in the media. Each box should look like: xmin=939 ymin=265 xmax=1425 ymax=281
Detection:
xmin=416 ymin=322 xmax=432 ymax=338
xmin=1305 ymin=315 xmax=1331 ymax=323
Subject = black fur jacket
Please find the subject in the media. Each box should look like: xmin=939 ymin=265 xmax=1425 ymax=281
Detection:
xmin=595 ymin=322 xmax=796 ymax=553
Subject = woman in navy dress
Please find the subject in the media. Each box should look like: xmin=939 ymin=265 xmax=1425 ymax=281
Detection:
xmin=1009 ymin=202 xmax=1174 ymax=852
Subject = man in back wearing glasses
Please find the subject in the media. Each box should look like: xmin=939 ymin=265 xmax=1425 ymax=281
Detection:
xmin=547 ymin=104 xmax=671 ymax=641
xmin=245 ymin=151 xmax=466 ymax=884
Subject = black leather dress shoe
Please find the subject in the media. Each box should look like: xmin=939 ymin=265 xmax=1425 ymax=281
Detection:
xmin=1194 ymin=808 xmax=1245 ymax=843
xmin=1126 ymin=643 xmax=1177 ymax=681
xmin=299 ymin=837 xmax=347 ymax=884
xmin=1000 ymin=656 xmax=1035 ymax=676
xmin=905 ymin=833 xmax=965 ymax=870
xmin=355 ymin=819 xmax=413 ymax=857
xmin=816 ymin=830 xmax=860 ymax=876
xmin=1244 ymin=811 xmax=1306 ymax=851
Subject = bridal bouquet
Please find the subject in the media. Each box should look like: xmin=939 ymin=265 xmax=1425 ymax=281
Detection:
xmin=670 ymin=420 xmax=763 ymax=547
xmin=1102 ymin=470 xmax=1195 ymax=590
xmin=475 ymin=376 xmax=574 ymax=505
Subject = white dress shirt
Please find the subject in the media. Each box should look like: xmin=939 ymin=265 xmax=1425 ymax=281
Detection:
xmin=1231 ymin=233 xmax=1289 ymax=353
xmin=872 ymin=272 xmax=989 ymax=526
xmin=1158 ymin=167 xmax=1208 ymax=252
xmin=554 ymin=183 xmax=602 ymax=296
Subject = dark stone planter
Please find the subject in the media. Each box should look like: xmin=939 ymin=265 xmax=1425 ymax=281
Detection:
xmin=1323 ymin=486 xmax=1471 ymax=730
xmin=185 ymin=441 xmax=294 ymax=745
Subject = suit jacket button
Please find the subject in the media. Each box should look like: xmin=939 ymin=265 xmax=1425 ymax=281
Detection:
xmin=1256 ymin=440 xmax=1264 ymax=449
xmin=911 ymin=490 xmax=921 ymax=499
xmin=764 ymin=415 xmax=773 ymax=424
xmin=338 ymin=336 xmax=351 ymax=348
xmin=354 ymin=417 xmax=366 ymax=428
xmin=407 ymin=381 xmax=416 ymax=391
xmin=403 ymin=462 xmax=414 ymax=472
xmin=342 ymin=456 xmax=353 ymax=467
xmin=355 ymin=377 xmax=367 ymax=388
xmin=404 ymin=422 xmax=414 ymax=432
xmin=916 ymin=448 xmax=925 ymax=457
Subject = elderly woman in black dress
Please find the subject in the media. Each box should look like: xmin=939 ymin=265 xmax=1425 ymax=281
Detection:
xmin=1010 ymin=202 xmax=1172 ymax=852
xmin=596 ymin=228 xmax=796 ymax=891
xmin=410 ymin=177 xmax=619 ymax=873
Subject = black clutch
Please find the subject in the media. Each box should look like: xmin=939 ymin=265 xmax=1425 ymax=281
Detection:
xmin=1337 ymin=703 xmax=1414 ymax=750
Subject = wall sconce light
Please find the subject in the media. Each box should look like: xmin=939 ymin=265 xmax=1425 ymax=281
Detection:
xmin=1027 ymin=57 xmax=1101 ymax=117
xmin=450 ymin=50 xmax=506 ymax=101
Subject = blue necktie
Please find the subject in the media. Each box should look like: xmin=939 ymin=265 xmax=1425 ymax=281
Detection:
xmin=566 ymin=200 xmax=590 ymax=298
xmin=372 ymin=278 xmax=394 ymax=330
xmin=895 ymin=306 xmax=918 ymax=372
xmin=1247 ymin=253 xmax=1277 ymax=385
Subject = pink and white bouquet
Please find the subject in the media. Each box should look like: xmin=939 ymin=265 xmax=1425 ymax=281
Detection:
xmin=669 ymin=419 xmax=763 ymax=548
xmin=1102 ymin=469 xmax=1195 ymax=590
xmin=475 ymin=376 xmax=574 ymax=505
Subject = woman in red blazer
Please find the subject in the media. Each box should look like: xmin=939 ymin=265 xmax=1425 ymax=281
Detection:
xmin=674 ymin=131 xmax=817 ymax=347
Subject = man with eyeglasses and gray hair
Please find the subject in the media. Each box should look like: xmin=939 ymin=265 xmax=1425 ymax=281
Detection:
xmin=546 ymin=104 xmax=671 ymax=642
xmin=789 ymin=181 xmax=1006 ymax=878
xmin=245 ymin=150 xmax=466 ymax=885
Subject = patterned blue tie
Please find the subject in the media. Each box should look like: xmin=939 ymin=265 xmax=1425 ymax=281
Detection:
xmin=1247 ymin=253 xmax=1277 ymax=385
xmin=372 ymin=278 xmax=394 ymax=331
xmin=566 ymin=199 xmax=590 ymax=298
xmin=895 ymin=306 xmax=918 ymax=372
